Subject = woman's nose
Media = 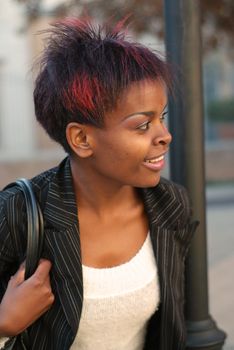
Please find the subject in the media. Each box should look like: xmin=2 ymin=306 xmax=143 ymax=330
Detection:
xmin=153 ymin=125 xmax=172 ymax=146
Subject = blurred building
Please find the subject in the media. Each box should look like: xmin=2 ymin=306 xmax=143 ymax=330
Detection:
xmin=0 ymin=1 xmax=65 ymax=188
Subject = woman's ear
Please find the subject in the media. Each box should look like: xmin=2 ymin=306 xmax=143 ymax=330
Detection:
xmin=66 ymin=122 xmax=93 ymax=158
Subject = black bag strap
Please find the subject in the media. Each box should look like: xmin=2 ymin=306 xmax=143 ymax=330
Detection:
xmin=4 ymin=178 xmax=44 ymax=279
xmin=2 ymin=179 xmax=44 ymax=349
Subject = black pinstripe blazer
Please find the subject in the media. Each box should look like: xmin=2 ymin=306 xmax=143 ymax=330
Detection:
xmin=0 ymin=157 xmax=198 ymax=350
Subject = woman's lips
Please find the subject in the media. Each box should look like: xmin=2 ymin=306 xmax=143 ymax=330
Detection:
xmin=142 ymin=155 xmax=165 ymax=171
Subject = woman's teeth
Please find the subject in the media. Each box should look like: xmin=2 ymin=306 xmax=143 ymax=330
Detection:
xmin=145 ymin=155 xmax=164 ymax=163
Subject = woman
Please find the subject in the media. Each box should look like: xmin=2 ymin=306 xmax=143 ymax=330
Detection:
xmin=0 ymin=18 xmax=198 ymax=349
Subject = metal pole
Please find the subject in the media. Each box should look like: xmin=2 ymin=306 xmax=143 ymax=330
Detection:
xmin=163 ymin=0 xmax=226 ymax=348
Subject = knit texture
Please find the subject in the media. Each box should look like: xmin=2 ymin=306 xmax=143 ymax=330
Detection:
xmin=71 ymin=233 xmax=160 ymax=350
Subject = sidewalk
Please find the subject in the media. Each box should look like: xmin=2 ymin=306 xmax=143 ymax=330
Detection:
xmin=206 ymin=185 xmax=234 ymax=349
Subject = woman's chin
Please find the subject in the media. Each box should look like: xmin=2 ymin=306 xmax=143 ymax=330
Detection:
xmin=136 ymin=174 xmax=161 ymax=188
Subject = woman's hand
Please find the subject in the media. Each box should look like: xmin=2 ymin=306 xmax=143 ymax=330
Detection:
xmin=0 ymin=259 xmax=54 ymax=337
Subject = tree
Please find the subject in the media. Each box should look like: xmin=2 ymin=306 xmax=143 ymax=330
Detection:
xmin=14 ymin=0 xmax=234 ymax=54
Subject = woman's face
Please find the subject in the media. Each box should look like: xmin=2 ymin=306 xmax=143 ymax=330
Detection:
xmin=87 ymin=79 xmax=172 ymax=188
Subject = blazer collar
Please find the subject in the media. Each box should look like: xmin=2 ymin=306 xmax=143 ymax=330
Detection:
xmin=42 ymin=158 xmax=82 ymax=337
xmin=43 ymin=157 xmax=185 ymax=232
xmin=139 ymin=182 xmax=184 ymax=231
xmin=43 ymin=157 xmax=78 ymax=230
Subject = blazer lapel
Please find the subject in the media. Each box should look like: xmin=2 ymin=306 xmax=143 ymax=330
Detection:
xmin=42 ymin=158 xmax=83 ymax=337
xmin=141 ymin=182 xmax=198 ymax=349
xmin=140 ymin=182 xmax=185 ymax=230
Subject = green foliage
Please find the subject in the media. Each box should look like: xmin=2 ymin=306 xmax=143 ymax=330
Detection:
xmin=207 ymin=98 xmax=234 ymax=123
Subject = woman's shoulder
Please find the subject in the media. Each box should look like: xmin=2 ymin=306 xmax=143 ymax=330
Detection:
xmin=145 ymin=177 xmax=192 ymax=228
xmin=158 ymin=177 xmax=190 ymax=202
xmin=0 ymin=164 xmax=58 ymax=211
xmin=159 ymin=176 xmax=187 ymax=192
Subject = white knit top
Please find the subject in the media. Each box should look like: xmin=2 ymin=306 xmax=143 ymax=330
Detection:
xmin=71 ymin=233 xmax=160 ymax=350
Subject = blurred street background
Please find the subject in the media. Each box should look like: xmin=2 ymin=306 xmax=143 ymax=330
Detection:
xmin=0 ymin=1 xmax=233 ymax=348
xmin=207 ymin=185 xmax=234 ymax=350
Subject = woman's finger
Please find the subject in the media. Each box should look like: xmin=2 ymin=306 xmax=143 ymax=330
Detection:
xmin=9 ymin=263 xmax=25 ymax=286
xmin=31 ymin=259 xmax=52 ymax=281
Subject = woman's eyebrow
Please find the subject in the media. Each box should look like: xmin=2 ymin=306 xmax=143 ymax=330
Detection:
xmin=122 ymin=111 xmax=155 ymax=121
xmin=122 ymin=103 xmax=168 ymax=121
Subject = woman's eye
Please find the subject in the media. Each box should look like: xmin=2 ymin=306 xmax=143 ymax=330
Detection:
xmin=137 ymin=121 xmax=151 ymax=131
xmin=160 ymin=111 xmax=168 ymax=123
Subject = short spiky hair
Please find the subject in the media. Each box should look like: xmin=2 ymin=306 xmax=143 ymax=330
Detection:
xmin=34 ymin=18 xmax=172 ymax=153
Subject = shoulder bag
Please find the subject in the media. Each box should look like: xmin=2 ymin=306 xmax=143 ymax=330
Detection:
xmin=1 ymin=179 xmax=44 ymax=350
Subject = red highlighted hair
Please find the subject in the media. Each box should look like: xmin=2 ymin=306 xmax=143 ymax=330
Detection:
xmin=34 ymin=17 xmax=172 ymax=153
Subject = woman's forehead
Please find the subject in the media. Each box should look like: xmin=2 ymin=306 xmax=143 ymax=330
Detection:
xmin=105 ymin=79 xmax=167 ymax=124
xmin=117 ymin=80 xmax=166 ymax=111
xmin=121 ymin=79 xmax=166 ymax=101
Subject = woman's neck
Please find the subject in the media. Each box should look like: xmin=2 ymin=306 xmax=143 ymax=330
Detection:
xmin=70 ymin=158 xmax=141 ymax=216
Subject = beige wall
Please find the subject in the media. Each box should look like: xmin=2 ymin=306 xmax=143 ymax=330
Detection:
xmin=0 ymin=3 xmax=64 ymax=189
